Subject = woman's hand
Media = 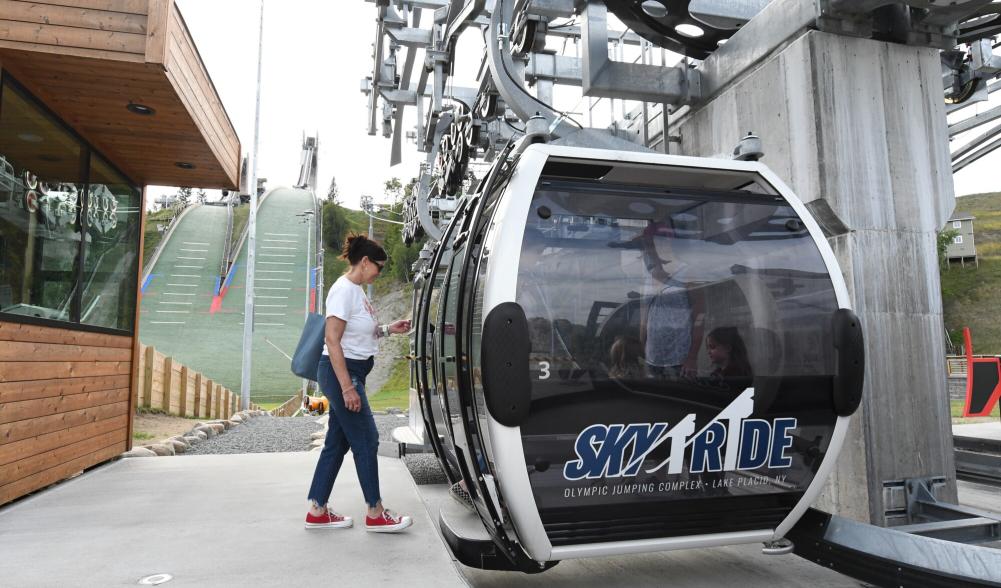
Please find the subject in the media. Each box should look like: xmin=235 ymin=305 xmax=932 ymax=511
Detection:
xmin=343 ymin=386 xmax=362 ymax=413
xmin=388 ymin=319 xmax=411 ymax=335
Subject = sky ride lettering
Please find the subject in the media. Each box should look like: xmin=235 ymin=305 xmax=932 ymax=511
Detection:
xmin=562 ymin=389 xmax=798 ymax=481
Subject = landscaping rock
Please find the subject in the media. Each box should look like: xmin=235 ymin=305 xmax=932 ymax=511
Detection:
xmin=192 ymin=430 xmax=208 ymax=440
xmin=207 ymin=423 xmax=225 ymax=435
xmin=231 ymin=414 xmax=244 ymax=423
xmin=183 ymin=435 xmax=202 ymax=446
xmin=206 ymin=420 xmax=232 ymax=430
xmin=310 ymin=431 xmax=326 ymax=440
xmin=144 ymin=443 xmax=175 ymax=457
xmin=164 ymin=439 xmax=187 ymax=454
xmin=194 ymin=425 xmax=216 ymax=438
xmin=122 ymin=447 xmax=157 ymax=458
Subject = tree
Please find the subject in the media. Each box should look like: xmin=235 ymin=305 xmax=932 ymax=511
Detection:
xmin=327 ymin=176 xmax=340 ymax=204
xmin=196 ymin=188 xmax=208 ymax=204
xmin=937 ymin=227 xmax=960 ymax=268
xmin=176 ymin=186 xmax=192 ymax=208
xmin=383 ymin=177 xmax=404 ymax=207
xmin=322 ymin=201 xmax=349 ymax=252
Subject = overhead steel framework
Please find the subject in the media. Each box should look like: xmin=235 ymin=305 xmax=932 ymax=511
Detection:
xmin=362 ymin=0 xmax=1001 ymax=239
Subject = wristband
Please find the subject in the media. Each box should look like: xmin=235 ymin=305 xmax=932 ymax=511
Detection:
xmin=380 ymin=324 xmax=390 ymax=338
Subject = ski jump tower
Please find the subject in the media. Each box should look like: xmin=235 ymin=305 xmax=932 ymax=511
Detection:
xmin=362 ymin=0 xmax=1001 ymax=526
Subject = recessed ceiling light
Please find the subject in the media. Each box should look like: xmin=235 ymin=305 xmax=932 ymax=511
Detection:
xmin=17 ymin=132 xmax=43 ymax=143
xmin=175 ymin=162 xmax=196 ymax=170
xmin=127 ymin=102 xmax=156 ymax=116
xmin=640 ymin=0 xmax=668 ymax=18
xmin=675 ymin=23 xmax=705 ymax=38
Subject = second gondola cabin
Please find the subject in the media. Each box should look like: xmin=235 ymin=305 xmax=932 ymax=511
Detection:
xmin=411 ymin=144 xmax=864 ymax=572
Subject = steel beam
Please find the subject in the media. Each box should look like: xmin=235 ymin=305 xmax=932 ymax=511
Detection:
xmin=950 ymin=103 xmax=1001 ymax=137
xmin=388 ymin=27 xmax=433 ymax=47
xmin=526 ymin=53 xmax=582 ymax=85
xmin=525 ymin=0 xmax=575 ymax=19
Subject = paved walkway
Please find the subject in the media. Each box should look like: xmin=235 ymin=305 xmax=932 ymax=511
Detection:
xmin=0 ymin=453 xmax=463 ymax=588
xmin=954 ymin=421 xmax=1001 ymax=441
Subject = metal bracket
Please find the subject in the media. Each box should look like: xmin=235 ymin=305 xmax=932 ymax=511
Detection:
xmin=581 ymin=2 xmax=700 ymax=105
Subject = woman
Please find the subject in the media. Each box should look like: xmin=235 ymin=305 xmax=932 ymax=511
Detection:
xmin=305 ymin=234 xmax=413 ymax=532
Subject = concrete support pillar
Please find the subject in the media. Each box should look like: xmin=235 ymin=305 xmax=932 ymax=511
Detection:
xmin=672 ymin=30 xmax=957 ymax=525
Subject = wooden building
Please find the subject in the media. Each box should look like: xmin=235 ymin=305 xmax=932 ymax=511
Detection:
xmin=945 ymin=215 xmax=978 ymax=268
xmin=0 ymin=0 xmax=241 ymax=506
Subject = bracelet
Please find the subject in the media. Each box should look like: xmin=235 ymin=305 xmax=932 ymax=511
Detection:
xmin=342 ymin=385 xmax=356 ymax=395
xmin=380 ymin=324 xmax=390 ymax=338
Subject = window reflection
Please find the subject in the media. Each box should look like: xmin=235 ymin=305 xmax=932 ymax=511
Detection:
xmin=83 ymin=154 xmax=140 ymax=330
xmin=517 ymin=182 xmax=839 ymax=401
xmin=0 ymin=78 xmax=84 ymax=322
xmin=0 ymin=75 xmax=140 ymax=333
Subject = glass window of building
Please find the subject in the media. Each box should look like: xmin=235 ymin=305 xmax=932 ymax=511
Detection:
xmin=83 ymin=153 xmax=140 ymax=331
xmin=0 ymin=74 xmax=140 ymax=333
xmin=0 ymin=77 xmax=85 ymax=323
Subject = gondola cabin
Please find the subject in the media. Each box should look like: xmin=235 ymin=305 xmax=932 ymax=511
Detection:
xmin=411 ymin=144 xmax=864 ymax=572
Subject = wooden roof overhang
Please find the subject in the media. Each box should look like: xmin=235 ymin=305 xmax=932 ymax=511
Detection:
xmin=0 ymin=0 xmax=241 ymax=189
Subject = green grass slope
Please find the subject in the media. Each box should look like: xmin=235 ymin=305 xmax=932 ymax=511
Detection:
xmin=941 ymin=192 xmax=1001 ymax=354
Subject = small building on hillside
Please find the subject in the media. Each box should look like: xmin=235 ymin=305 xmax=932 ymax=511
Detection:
xmin=945 ymin=215 xmax=978 ymax=267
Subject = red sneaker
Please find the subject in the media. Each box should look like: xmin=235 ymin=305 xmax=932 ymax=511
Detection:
xmin=304 ymin=508 xmax=353 ymax=529
xmin=365 ymin=509 xmax=413 ymax=533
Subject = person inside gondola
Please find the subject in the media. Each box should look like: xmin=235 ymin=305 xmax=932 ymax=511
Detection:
xmin=706 ymin=326 xmax=752 ymax=384
xmin=608 ymin=335 xmax=644 ymax=379
xmin=638 ymin=220 xmax=705 ymax=380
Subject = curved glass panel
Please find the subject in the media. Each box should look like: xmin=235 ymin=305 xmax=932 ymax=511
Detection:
xmin=515 ymin=179 xmax=840 ymax=543
xmin=82 ymin=153 xmax=140 ymax=330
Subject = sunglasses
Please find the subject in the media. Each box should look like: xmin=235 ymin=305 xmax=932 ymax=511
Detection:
xmin=370 ymin=258 xmax=385 ymax=273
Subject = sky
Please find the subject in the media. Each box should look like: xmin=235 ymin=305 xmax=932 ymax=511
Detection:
xmin=148 ymin=1 xmax=999 ymax=210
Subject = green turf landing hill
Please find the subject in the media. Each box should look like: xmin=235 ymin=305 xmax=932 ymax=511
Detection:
xmin=139 ymin=190 xmax=315 ymax=405
xmin=942 ymin=192 xmax=1001 ymax=354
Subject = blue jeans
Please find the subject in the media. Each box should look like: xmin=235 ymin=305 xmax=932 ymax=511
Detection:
xmin=307 ymin=355 xmax=380 ymax=508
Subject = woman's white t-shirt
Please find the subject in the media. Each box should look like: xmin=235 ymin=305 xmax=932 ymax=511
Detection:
xmin=322 ymin=275 xmax=379 ymax=359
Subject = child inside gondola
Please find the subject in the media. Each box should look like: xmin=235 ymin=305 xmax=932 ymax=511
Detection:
xmin=706 ymin=326 xmax=752 ymax=382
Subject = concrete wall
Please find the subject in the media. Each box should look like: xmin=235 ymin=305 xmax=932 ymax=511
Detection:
xmin=672 ymin=30 xmax=957 ymax=524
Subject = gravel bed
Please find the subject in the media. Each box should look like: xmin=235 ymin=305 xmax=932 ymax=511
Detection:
xmin=183 ymin=416 xmax=323 ymax=455
xmin=184 ymin=412 xmax=448 ymax=484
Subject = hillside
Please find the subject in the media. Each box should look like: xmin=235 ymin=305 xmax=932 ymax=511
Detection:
xmin=941 ymin=192 xmax=1001 ymax=354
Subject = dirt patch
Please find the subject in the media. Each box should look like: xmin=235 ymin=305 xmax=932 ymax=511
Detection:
xmin=132 ymin=413 xmax=200 ymax=444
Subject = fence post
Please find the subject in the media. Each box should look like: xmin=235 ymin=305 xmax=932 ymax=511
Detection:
xmin=205 ymin=380 xmax=214 ymax=420
xmin=193 ymin=373 xmax=202 ymax=419
xmin=225 ymin=390 xmax=232 ymax=418
xmin=161 ymin=357 xmax=173 ymax=413
xmin=214 ymin=384 xmax=222 ymax=419
xmin=179 ymin=366 xmax=189 ymax=417
xmin=143 ymin=346 xmax=154 ymax=409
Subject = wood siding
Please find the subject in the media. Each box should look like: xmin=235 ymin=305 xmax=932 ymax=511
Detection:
xmin=0 ymin=321 xmax=133 ymax=506
xmin=161 ymin=6 xmax=240 ymax=189
xmin=0 ymin=0 xmax=241 ymax=188
xmin=0 ymin=0 xmax=149 ymax=62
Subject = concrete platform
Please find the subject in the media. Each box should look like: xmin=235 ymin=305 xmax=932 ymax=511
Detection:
xmin=0 ymin=453 xmax=464 ymax=588
xmin=954 ymin=421 xmax=1001 ymax=441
